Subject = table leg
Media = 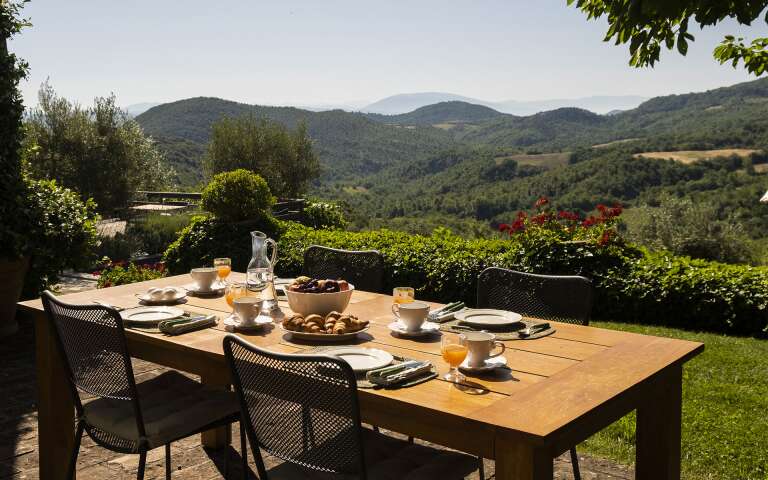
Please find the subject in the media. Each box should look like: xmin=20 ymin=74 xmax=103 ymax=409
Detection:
xmin=636 ymin=365 xmax=682 ymax=480
xmin=494 ymin=431 xmax=552 ymax=480
xmin=35 ymin=316 xmax=76 ymax=480
xmin=200 ymin=370 xmax=231 ymax=449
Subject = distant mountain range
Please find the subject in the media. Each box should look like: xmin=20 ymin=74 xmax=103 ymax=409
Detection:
xmin=125 ymin=102 xmax=161 ymax=117
xmin=361 ymin=92 xmax=648 ymax=115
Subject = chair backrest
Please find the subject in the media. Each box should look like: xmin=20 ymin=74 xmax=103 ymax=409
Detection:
xmin=303 ymin=245 xmax=385 ymax=293
xmin=41 ymin=291 xmax=144 ymax=433
xmin=476 ymin=268 xmax=593 ymax=325
xmin=224 ymin=335 xmax=366 ymax=479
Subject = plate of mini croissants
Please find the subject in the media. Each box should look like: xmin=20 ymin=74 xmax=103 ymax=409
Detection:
xmin=280 ymin=311 xmax=370 ymax=341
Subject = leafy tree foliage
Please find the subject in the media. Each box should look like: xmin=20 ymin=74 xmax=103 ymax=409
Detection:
xmin=203 ymin=115 xmax=320 ymax=198
xmin=568 ymin=0 xmax=768 ymax=75
xmin=23 ymin=82 xmax=171 ymax=213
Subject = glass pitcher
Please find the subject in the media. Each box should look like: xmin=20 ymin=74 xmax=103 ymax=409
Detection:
xmin=247 ymin=231 xmax=279 ymax=311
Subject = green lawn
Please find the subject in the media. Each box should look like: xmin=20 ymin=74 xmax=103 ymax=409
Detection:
xmin=580 ymin=322 xmax=768 ymax=480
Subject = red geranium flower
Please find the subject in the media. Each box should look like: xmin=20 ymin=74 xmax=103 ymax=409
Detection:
xmin=534 ymin=196 xmax=549 ymax=208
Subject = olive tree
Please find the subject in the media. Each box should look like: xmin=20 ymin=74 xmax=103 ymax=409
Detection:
xmin=24 ymin=82 xmax=172 ymax=213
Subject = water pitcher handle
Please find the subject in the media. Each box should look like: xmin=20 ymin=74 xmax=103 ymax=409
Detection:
xmin=266 ymin=238 xmax=278 ymax=268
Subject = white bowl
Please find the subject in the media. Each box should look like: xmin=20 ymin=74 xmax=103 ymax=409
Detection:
xmin=286 ymin=284 xmax=355 ymax=316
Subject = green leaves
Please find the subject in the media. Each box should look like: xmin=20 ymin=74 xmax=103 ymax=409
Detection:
xmin=201 ymin=169 xmax=275 ymax=223
xmin=714 ymin=36 xmax=768 ymax=76
xmin=568 ymin=0 xmax=768 ymax=75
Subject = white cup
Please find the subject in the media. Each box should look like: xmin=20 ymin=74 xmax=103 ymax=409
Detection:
xmin=190 ymin=267 xmax=217 ymax=291
xmin=391 ymin=301 xmax=430 ymax=332
xmin=233 ymin=297 xmax=263 ymax=326
xmin=463 ymin=331 xmax=506 ymax=368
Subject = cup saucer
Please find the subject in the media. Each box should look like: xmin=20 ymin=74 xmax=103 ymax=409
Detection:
xmin=223 ymin=313 xmax=272 ymax=331
xmin=387 ymin=320 xmax=440 ymax=337
xmin=183 ymin=282 xmax=226 ymax=296
xmin=459 ymin=355 xmax=508 ymax=373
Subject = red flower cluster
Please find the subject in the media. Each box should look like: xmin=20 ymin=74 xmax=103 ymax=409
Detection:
xmin=583 ymin=202 xmax=623 ymax=228
xmin=499 ymin=212 xmax=527 ymax=233
xmin=597 ymin=230 xmax=614 ymax=246
xmin=557 ymin=210 xmax=580 ymax=221
xmin=534 ymin=196 xmax=549 ymax=208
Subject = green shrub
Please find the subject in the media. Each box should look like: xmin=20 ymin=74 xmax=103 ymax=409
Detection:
xmin=301 ymin=201 xmax=347 ymax=230
xmin=273 ymin=222 xmax=768 ymax=336
xmin=163 ymin=214 xmax=284 ymax=274
xmin=96 ymin=260 xmax=165 ymax=288
xmin=201 ymin=169 xmax=274 ymax=222
xmin=24 ymin=179 xmax=99 ymax=297
xmin=96 ymin=231 xmax=143 ymax=261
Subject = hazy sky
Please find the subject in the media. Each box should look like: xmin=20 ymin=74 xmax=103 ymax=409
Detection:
xmin=11 ymin=1 xmax=768 ymax=108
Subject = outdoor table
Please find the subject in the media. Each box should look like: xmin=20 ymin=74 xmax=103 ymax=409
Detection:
xmin=18 ymin=273 xmax=703 ymax=480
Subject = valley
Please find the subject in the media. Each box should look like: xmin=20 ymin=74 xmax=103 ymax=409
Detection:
xmin=135 ymin=77 xmax=768 ymax=237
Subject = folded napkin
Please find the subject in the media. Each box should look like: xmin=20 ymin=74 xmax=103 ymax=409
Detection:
xmin=158 ymin=315 xmax=217 ymax=335
xmin=366 ymin=360 xmax=435 ymax=387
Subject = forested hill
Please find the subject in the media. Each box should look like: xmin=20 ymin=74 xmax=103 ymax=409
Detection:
xmin=364 ymin=101 xmax=507 ymax=125
xmin=136 ymin=97 xmax=455 ymax=183
xmin=137 ymin=78 xmax=768 ymax=204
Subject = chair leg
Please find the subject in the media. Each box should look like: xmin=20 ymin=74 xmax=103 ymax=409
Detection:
xmin=137 ymin=451 xmax=147 ymax=480
xmin=477 ymin=457 xmax=485 ymax=480
xmin=570 ymin=447 xmax=581 ymax=480
xmin=165 ymin=443 xmax=172 ymax=480
xmin=240 ymin=421 xmax=248 ymax=479
xmin=66 ymin=421 xmax=85 ymax=480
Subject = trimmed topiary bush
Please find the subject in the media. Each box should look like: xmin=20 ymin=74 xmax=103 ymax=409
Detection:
xmin=201 ymin=169 xmax=275 ymax=222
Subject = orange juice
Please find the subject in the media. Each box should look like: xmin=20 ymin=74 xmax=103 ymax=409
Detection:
xmin=217 ymin=265 xmax=231 ymax=280
xmin=441 ymin=344 xmax=468 ymax=367
xmin=226 ymin=287 xmax=247 ymax=307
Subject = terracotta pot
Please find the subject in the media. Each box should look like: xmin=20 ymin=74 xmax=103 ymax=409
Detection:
xmin=0 ymin=256 xmax=30 ymax=338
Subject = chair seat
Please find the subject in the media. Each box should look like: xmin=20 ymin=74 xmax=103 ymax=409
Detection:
xmin=266 ymin=428 xmax=478 ymax=480
xmin=83 ymin=370 xmax=239 ymax=449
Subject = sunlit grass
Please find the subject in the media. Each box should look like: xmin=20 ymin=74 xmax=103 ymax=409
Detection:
xmin=581 ymin=322 xmax=768 ymax=480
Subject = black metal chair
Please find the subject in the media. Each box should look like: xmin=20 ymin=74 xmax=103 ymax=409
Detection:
xmin=41 ymin=291 xmax=245 ymax=480
xmin=303 ymin=246 xmax=385 ymax=293
xmin=476 ymin=267 xmax=594 ymax=480
xmin=223 ymin=335 xmax=480 ymax=480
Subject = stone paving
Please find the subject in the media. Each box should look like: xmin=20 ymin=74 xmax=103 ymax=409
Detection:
xmin=0 ymin=311 xmax=633 ymax=479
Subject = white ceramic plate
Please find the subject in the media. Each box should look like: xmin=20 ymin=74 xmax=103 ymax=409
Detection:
xmin=387 ymin=320 xmax=441 ymax=337
xmin=183 ymin=282 xmax=226 ymax=295
xmin=279 ymin=324 xmax=369 ymax=342
xmin=120 ymin=306 xmax=185 ymax=325
xmin=454 ymin=309 xmax=523 ymax=328
xmin=459 ymin=355 xmax=508 ymax=373
xmin=136 ymin=287 xmax=187 ymax=304
xmin=323 ymin=347 xmax=394 ymax=373
xmin=223 ymin=314 xmax=272 ymax=331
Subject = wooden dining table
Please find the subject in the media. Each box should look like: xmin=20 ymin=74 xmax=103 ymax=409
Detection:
xmin=18 ymin=272 xmax=703 ymax=480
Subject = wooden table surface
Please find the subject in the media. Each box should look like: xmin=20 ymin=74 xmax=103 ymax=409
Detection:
xmin=18 ymin=273 xmax=704 ymax=480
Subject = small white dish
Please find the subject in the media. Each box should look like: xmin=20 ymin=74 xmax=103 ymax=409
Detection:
xmin=323 ymin=347 xmax=394 ymax=373
xmin=120 ymin=306 xmax=185 ymax=325
xmin=183 ymin=282 xmax=226 ymax=295
xmin=458 ymin=355 xmax=508 ymax=373
xmin=387 ymin=320 xmax=440 ymax=337
xmin=454 ymin=309 xmax=523 ymax=328
xmin=136 ymin=287 xmax=187 ymax=304
xmin=223 ymin=313 xmax=272 ymax=331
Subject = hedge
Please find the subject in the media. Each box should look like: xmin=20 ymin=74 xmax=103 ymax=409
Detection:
xmin=164 ymin=220 xmax=768 ymax=336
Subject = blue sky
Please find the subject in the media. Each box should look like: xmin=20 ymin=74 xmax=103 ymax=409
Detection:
xmin=11 ymin=1 xmax=768 ymax=108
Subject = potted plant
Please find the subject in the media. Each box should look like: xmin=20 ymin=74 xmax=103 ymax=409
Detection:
xmin=0 ymin=1 xmax=32 ymax=337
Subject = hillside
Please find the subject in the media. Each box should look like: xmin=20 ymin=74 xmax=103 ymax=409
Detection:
xmin=137 ymin=78 xmax=768 ymax=237
xmin=365 ymin=101 xmax=507 ymax=126
xmin=137 ymin=97 xmax=455 ymax=183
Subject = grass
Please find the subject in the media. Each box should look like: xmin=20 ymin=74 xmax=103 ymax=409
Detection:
xmin=580 ymin=322 xmax=768 ymax=480
xmin=632 ymin=148 xmax=759 ymax=164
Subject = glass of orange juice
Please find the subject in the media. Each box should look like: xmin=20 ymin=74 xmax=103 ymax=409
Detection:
xmin=393 ymin=287 xmax=415 ymax=304
xmin=225 ymin=283 xmax=248 ymax=310
xmin=441 ymin=333 xmax=468 ymax=383
xmin=214 ymin=258 xmax=231 ymax=284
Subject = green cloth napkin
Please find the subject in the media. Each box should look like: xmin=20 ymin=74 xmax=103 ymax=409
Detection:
xmin=158 ymin=315 xmax=217 ymax=335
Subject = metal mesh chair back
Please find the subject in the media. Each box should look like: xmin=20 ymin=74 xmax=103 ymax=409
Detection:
xmin=224 ymin=335 xmax=366 ymax=477
xmin=41 ymin=291 xmax=138 ymax=402
xmin=303 ymin=245 xmax=385 ymax=293
xmin=476 ymin=268 xmax=593 ymax=325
